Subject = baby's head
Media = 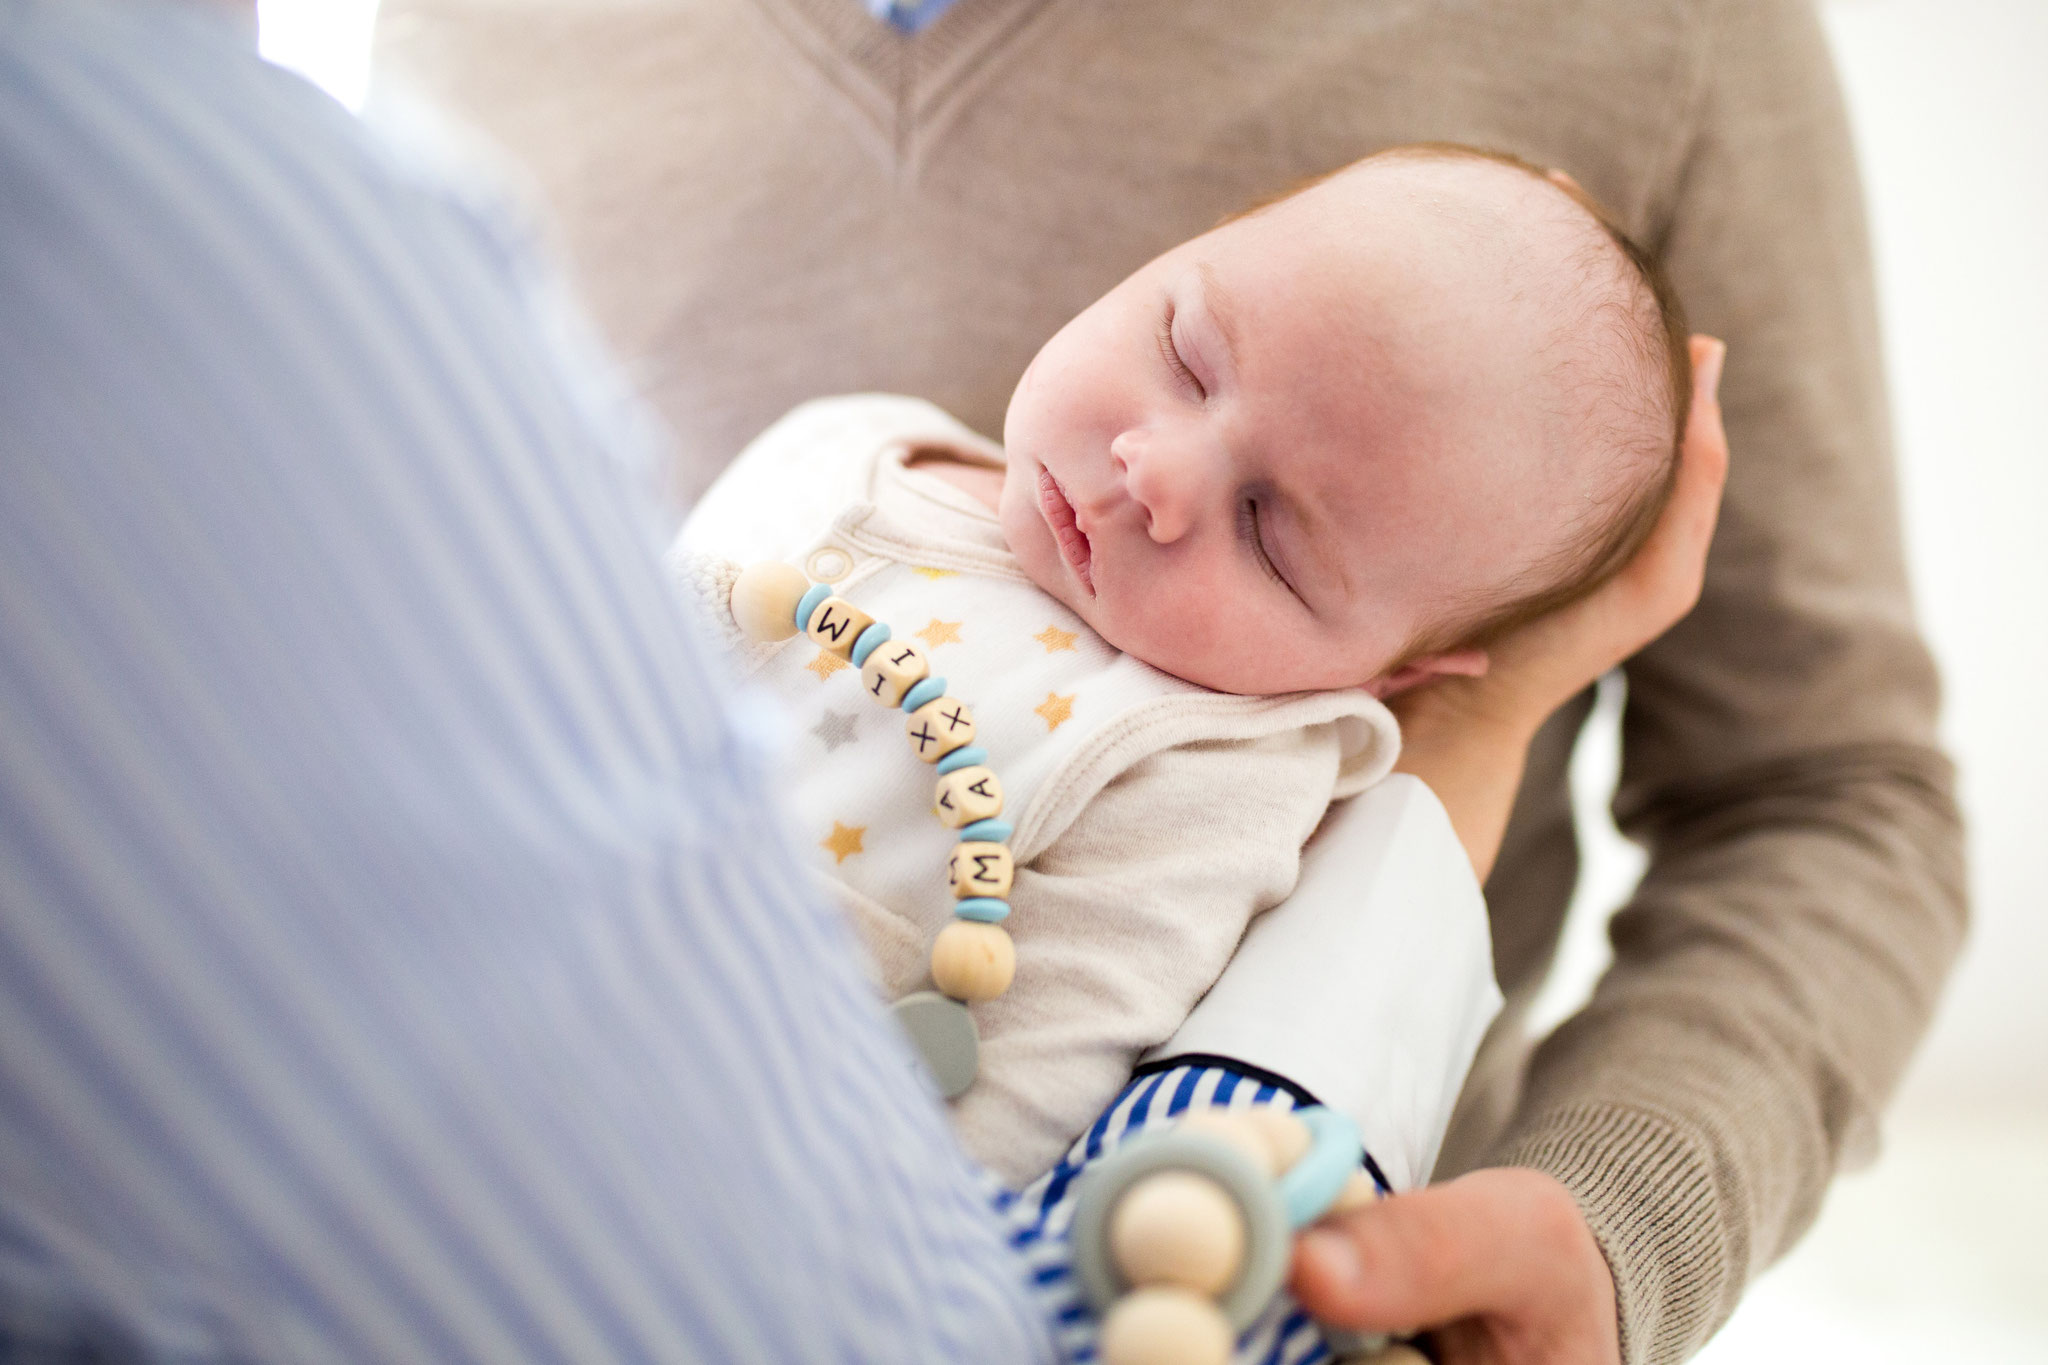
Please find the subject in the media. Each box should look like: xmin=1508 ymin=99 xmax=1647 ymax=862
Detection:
xmin=999 ymin=144 xmax=1690 ymax=696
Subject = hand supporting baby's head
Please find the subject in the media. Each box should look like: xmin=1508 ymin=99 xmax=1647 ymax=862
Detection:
xmin=998 ymin=143 xmax=1689 ymax=697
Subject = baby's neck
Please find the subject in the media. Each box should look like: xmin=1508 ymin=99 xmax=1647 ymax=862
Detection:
xmin=905 ymin=446 xmax=1005 ymax=512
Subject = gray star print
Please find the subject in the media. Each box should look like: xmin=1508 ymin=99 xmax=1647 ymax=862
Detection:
xmin=812 ymin=709 xmax=860 ymax=752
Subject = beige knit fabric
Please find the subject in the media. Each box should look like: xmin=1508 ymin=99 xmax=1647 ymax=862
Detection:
xmin=372 ymin=3 xmax=1968 ymax=1359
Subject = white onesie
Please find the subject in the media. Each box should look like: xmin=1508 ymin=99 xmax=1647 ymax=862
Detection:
xmin=679 ymin=395 xmax=1404 ymax=1184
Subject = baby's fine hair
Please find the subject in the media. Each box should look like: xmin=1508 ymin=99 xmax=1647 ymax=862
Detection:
xmin=1239 ymin=142 xmax=1693 ymax=662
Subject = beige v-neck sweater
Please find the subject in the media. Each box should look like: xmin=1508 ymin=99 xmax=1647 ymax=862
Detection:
xmin=372 ymin=3 xmax=1967 ymax=1360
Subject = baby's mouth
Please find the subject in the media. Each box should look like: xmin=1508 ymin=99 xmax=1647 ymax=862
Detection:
xmin=1038 ymin=466 xmax=1095 ymax=595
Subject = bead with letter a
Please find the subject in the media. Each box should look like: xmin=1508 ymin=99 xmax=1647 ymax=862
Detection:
xmin=933 ymin=766 xmax=1004 ymax=828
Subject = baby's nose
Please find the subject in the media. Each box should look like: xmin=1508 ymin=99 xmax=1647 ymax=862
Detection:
xmin=1111 ymin=428 xmax=1206 ymax=544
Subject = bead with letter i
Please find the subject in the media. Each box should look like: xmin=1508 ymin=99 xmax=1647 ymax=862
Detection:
xmin=860 ymin=638 xmax=930 ymax=707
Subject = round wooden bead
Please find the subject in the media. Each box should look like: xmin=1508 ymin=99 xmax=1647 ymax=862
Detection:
xmin=1243 ymin=1108 xmax=1312 ymax=1174
xmin=930 ymin=920 xmax=1015 ymax=1002
xmin=1176 ymin=1110 xmax=1281 ymax=1174
xmin=728 ymin=561 xmax=810 ymax=642
xmin=1107 ymin=1171 xmax=1246 ymax=1295
xmin=1327 ymin=1169 xmax=1381 ymax=1216
xmin=1099 ymin=1287 xmax=1233 ymax=1365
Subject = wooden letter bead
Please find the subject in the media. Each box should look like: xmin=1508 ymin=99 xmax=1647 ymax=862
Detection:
xmin=1108 ymin=1171 xmax=1246 ymax=1295
xmin=728 ymin=561 xmax=810 ymax=642
xmin=860 ymin=639 xmax=929 ymax=708
xmin=929 ymin=920 xmax=1015 ymax=1002
xmin=932 ymin=765 xmax=1003 ymax=828
xmin=1099 ymin=1287 xmax=1233 ymax=1365
xmin=803 ymin=595 xmax=874 ymax=658
xmin=906 ymin=696 xmax=976 ymax=763
xmin=947 ymin=841 xmax=1015 ymax=900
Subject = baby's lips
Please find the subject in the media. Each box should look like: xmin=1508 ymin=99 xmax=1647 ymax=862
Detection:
xmin=1039 ymin=466 xmax=1096 ymax=594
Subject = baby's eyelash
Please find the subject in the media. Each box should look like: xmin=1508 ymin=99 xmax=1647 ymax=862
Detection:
xmin=1239 ymin=498 xmax=1293 ymax=596
xmin=1157 ymin=303 xmax=1206 ymax=400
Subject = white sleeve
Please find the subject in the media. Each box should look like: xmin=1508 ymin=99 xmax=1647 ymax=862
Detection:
xmin=1144 ymin=775 xmax=1503 ymax=1191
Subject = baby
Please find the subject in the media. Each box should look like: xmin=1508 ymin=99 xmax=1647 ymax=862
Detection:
xmin=680 ymin=144 xmax=1689 ymax=1185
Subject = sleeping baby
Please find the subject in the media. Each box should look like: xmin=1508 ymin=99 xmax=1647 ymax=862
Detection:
xmin=677 ymin=143 xmax=1690 ymax=1186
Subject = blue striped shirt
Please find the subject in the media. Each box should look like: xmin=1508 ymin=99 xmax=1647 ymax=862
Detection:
xmin=0 ymin=3 xmax=1340 ymax=1360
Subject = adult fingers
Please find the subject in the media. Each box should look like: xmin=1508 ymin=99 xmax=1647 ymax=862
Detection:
xmin=1611 ymin=335 xmax=1729 ymax=625
xmin=1288 ymin=1169 xmax=1619 ymax=1359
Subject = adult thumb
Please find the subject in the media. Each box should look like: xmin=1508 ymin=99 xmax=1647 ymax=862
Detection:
xmin=1289 ymin=1168 xmax=1609 ymax=1339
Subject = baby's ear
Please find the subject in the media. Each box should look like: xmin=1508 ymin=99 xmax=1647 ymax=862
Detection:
xmin=1364 ymin=647 xmax=1489 ymax=700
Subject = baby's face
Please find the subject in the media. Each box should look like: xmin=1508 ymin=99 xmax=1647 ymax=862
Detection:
xmin=999 ymin=157 xmax=1601 ymax=695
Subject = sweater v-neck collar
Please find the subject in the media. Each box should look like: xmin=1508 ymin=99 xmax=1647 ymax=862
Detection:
xmin=747 ymin=0 xmax=1062 ymax=174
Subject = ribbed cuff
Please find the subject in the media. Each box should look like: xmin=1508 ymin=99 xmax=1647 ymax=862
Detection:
xmin=1492 ymin=1103 xmax=1731 ymax=1365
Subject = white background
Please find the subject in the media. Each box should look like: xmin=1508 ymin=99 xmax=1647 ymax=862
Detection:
xmin=261 ymin=0 xmax=2048 ymax=1355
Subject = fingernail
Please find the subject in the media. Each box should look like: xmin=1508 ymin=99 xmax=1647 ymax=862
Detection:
xmin=1700 ymin=339 xmax=1726 ymax=405
xmin=1300 ymin=1228 xmax=1365 ymax=1289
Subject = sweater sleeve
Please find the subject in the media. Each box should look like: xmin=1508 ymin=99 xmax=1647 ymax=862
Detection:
xmin=949 ymin=726 xmax=1347 ymax=1187
xmin=1487 ymin=4 xmax=1967 ymax=1361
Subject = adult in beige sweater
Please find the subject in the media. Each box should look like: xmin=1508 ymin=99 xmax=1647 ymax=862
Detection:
xmin=372 ymin=2 xmax=1967 ymax=1361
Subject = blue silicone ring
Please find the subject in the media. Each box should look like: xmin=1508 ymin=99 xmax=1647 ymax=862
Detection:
xmin=900 ymin=676 xmax=947 ymax=713
xmin=795 ymin=583 xmax=833 ymax=633
xmin=953 ymin=897 xmax=1011 ymax=923
xmin=957 ymin=818 xmax=1013 ymax=844
xmin=849 ymin=622 xmax=892 ymax=666
xmin=1277 ymin=1107 xmax=1365 ymax=1229
xmin=936 ymin=745 xmax=987 ymax=775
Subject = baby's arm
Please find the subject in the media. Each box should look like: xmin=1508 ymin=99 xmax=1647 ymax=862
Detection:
xmin=950 ymin=726 xmax=1344 ymax=1186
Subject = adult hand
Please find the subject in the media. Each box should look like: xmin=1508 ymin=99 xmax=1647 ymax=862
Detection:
xmin=1398 ymin=335 xmax=1730 ymax=746
xmin=1387 ymin=335 xmax=1729 ymax=880
xmin=1291 ymin=1168 xmax=1620 ymax=1365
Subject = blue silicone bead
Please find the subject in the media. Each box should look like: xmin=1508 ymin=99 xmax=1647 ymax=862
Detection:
xmin=1277 ymin=1106 xmax=1365 ymax=1229
xmin=935 ymin=745 xmax=988 ymax=775
xmin=850 ymin=621 xmax=892 ymax=666
xmin=795 ymin=583 xmax=833 ymax=632
xmin=957 ymin=818 xmax=1013 ymax=844
xmin=953 ymin=897 xmax=1011 ymax=923
xmin=900 ymin=676 xmax=947 ymax=713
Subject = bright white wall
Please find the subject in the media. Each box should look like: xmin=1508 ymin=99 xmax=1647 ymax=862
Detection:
xmin=1823 ymin=0 xmax=2048 ymax=1113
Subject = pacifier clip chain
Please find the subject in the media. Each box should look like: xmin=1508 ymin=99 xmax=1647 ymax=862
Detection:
xmin=729 ymin=560 xmax=1013 ymax=1097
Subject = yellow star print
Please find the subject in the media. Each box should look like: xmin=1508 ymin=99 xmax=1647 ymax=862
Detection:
xmin=821 ymin=821 xmax=866 ymax=865
xmin=1034 ymin=625 xmax=1078 ymax=654
xmin=1034 ymin=691 xmax=1076 ymax=732
xmin=910 ymin=566 xmax=958 ymax=581
xmin=916 ymin=618 xmax=964 ymax=649
xmin=805 ymin=650 xmax=850 ymax=680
